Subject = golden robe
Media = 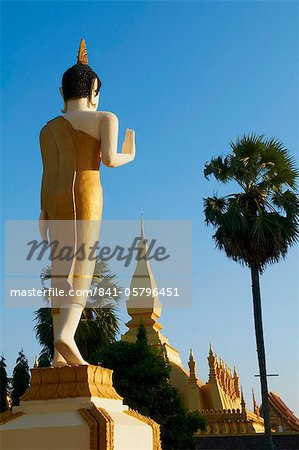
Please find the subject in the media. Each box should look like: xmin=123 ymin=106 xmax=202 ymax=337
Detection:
xmin=40 ymin=116 xmax=102 ymax=307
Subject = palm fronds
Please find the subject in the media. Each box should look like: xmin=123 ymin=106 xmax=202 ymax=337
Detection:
xmin=204 ymin=134 xmax=299 ymax=271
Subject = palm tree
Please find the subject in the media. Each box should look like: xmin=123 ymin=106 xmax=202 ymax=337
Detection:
xmin=203 ymin=134 xmax=299 ymax=450
xmin=34 ymin=258 xmax=122 ymax=365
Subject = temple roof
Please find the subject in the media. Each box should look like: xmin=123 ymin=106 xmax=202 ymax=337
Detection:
xmin=268 ymin=392 xmax=299 ymax=431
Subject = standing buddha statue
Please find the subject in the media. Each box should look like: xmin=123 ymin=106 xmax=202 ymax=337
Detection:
xmin=39 ymin=39 xmax=135 ymax=366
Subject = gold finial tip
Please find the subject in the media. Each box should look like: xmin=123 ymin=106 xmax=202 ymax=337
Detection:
xmin=77 ymin=38 xmax=88 ymax=65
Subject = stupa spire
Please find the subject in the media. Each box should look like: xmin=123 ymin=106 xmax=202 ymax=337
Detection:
xmin=122 ymin=219 xmax=162 ymax=331
xmin=252 ymin=388 xmax=260 ymax=417
xmin=141 ymin=213 xmax=145 ymax=240
xmin=208 ymin=343 xmax=217 ymax=382
xmin=188 ymin=348 xmax=198 ymax=382
xmin=34 ymin=354 xmax=39 ymax=368
xmin=241 ymin=387 xmax=246 ymax=414
xmin=121 ymin=219 xmax=182 ymax=366
xmin=233 ymin=365 xmax=240 ymax=398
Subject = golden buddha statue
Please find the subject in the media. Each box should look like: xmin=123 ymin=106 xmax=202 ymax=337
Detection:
xmin=39 ymin=39 xmax=135 ymax=367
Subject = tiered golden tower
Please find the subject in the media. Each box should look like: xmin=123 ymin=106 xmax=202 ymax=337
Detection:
xmin=122 ymin=220 xmax=265 ymax=436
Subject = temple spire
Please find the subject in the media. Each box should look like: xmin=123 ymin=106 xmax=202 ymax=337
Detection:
xmin=124 ymin=216 xmax=161 ymax=316
xmin=208 ymin=343 xmax=217 ymax=382
xmin=121 ymin=219 xmax=182 ymax=366
xmin=188 ymin=348 xmax=198 ymax=382
xmin=241 ymin=387 xmax=246 ymax=414
xmin=252 ymin=388 xmax=260 ymax=417
xmin=233 ymin=365 xmax=240 ymax=398
xmin=34 ymin=354 xmax=39 ymax=368
xmin=141 ymin=213 xmax=145 ymax=240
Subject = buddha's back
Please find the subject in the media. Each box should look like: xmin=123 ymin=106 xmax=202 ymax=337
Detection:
xmin=40 ymin=115 xmax=103 ymax=221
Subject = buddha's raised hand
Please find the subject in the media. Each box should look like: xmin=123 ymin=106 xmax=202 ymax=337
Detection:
xmin=122 ymin=129 xmax=135 ymax=159
xmin=101 ymin=115 xmax=136 ymax=167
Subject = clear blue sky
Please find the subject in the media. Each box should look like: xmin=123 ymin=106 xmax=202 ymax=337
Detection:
xmin=1 ymin=1 xmax=298 ymax=414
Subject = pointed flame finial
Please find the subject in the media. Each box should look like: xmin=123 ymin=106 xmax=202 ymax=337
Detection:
xmin=77 ymin=38 xmax=88 ymax=65
xmin=209 ymin=342 xmax=214 ymax=356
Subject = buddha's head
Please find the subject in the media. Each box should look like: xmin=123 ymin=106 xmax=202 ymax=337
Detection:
xmin=60 ymin=39 xmax=101 ymax=111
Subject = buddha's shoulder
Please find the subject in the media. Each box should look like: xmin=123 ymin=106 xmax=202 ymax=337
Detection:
xmin=40 ymin=116 xmax=62 ymax=135
xmin=96 ymin=111 xmax=118 ymax=123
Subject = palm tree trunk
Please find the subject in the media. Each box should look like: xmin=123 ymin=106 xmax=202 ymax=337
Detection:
xmin=250 ymin=266 xmax=274 ymax=450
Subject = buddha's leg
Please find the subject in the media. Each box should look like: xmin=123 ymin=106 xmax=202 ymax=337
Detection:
xmin=50 ymin=218 xmax=83 ymax=365
xmin=51 ymin=310 xmax=68 ymax=367
xmin=52 ymin=218 xmax=99 ymax=366
xmin=50 ymin=274 xmax=70 ymax=366
xmin=54 ymin=303 xmax=88 ymax=366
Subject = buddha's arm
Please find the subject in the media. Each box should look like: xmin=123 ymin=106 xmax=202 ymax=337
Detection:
xmin=39 ymin=209 xmax=49 ymax=243
xmin=101 ymin=112 xmax=135 ymax=167
xmin=39 ymin=132 xmax=50 ymax=243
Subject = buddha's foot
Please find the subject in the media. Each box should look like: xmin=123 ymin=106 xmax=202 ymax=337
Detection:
xmin=52 ymin=349 xmax=68 ymax=367
xmin=51 ymin=362 xmax=69 ymax=367
xmin=54 ymin=337 xmax=88 ymax=366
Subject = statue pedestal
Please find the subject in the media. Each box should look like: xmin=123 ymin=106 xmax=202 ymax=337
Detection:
xmin=0 ymin=366 xmax=161 ymax=450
